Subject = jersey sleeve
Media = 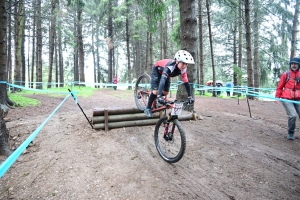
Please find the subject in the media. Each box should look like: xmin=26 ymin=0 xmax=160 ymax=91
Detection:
xmin=181 ymin=70 xmax=189 ymax=83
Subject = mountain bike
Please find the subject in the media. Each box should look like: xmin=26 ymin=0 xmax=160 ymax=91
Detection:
xmin=134 ymin=74 xmax=187 ymax=163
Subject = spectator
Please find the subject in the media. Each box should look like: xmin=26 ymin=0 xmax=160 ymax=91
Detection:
xmin=113 ymin=75 xmax=118 ymax=90
xmin=226 ymin=82 xmax=233 ymax=97
xmin=275 ymin=57 xmax=300 ymax=140
xmin=216 ymin=82 xmax=222 ymax=96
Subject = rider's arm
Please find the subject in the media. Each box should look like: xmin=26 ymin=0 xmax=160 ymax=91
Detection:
xmin=182 ymin=71 xmax=192 ymax=97
xmin=157 ymin=67 xmax=171 ymax=97
xmin=184 ymin=82 xmax=192 ymax=97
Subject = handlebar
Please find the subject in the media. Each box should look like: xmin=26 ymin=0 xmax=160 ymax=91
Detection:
xmin=165 ymin=100 xmax=191 ymax=107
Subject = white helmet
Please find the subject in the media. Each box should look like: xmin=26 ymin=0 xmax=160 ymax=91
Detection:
xmin=174 ymin=50 xmax=195 ymax=64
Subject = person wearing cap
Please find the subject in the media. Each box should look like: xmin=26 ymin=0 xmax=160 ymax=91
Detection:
xmin=144 ymin=50 xmax=195 ymax=118
xmin=276 ymin=57 xmax=300 ymax=140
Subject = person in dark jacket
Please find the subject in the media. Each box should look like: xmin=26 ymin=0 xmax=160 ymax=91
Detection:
xmin=144 ymin=50 xmax=195 ymax=118
xmin=275 ymin=57 xmax=300 ymax=140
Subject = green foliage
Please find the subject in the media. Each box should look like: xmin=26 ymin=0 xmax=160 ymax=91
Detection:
xmin=233 ymin=65 xmax=243 ymax=85
xmin=67 ymin=0 xmax=85 ymax=8
xmin=138 ymin=0 xmax=166 ymax=32
xmin=170 ymin=18 xmax=180 ymax=48
xmin=131 ymin=19 xmax=148 ymax=40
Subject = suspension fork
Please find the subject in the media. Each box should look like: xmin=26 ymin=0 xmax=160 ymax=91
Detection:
xmin=164 ymin=122 xmax=169 ymax=135
xmin=164 ymin=117 xmax=176 ymax=136
xmin=171 ymin=121 xmax=176 ymax=134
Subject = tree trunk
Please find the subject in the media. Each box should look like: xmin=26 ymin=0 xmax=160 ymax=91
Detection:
xmin=163 ymin=15 xmax=167 ymax=58
xmin=126 ymin=0 xmax=132 ymax=90
xmin=36 ymin=0 xmax=43 ymax=89
xmin=148 ymin=32 xmax=153 ymax=75
xmin=57 ymin=6 xmax=64 ymax=88
xmin=234 ymin=0 xmax=243 ymax=96
xmin=233 ymin=8 xmax=237 ymax=85
xmin=7 ymin=0 xmax=12 ymax=88
xmin=47 ymin=0 xmax=57 ymax=88
xmin=205 ymin=0 xmax=216 ymax=97
xmin=0 ymin=0 xmax=12 ymax=156
xmin=91 ymin=22 xmax=96 ymax=88
xmin=77 ymin=7 xmax=85 ymax=85
xmin=146 ymin=29 xmax=149 ymax=74
xmin=177 ymin=0 xmax=197 ymax=111
xmin=290 ymin=0 xmax=299 ymax=58
xmin=137 ymin=40 xmax=141 ymax=77
xmin=14 ymin=0 xmax=24 ymax=88
xmin=55 ymin=39 xmax=58 ymax=88
xmin=253 ymin=0 xmax=260 ymax=92
xmin=244 ymin=0 xmax=254 ymax=91
xmin=281 ymin=2 xmax=289 ymax=63
xmin=198 ymin=0 xmax=204 ymax=91
xmin=27 ymin=25 xmax=30 ymax=88
xmin=96 ymin=26 xmax=101 ymax=86
xmin=107 ymin=0 xmax=113 ymax=84
xmin=21 ymin=1 xmax=25 ymax=88
xmin=30 ymin=0 xmax=36 ymax=88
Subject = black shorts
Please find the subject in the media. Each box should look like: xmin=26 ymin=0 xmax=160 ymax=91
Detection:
xmin=151 ymin=66 xmax=171 ymax=92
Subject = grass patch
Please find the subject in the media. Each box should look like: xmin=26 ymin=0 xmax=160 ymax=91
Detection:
xmin=8 ymin=86 xmax=98 ymax=107
xmin=8 ymin=93 xmax=40 ymax=107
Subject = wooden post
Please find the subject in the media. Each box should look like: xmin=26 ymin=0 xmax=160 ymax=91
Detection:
xmin=104 ymin=109 xmax=108 ymax=131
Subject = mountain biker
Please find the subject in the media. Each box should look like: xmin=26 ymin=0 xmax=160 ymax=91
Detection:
xmin=144 ymin=50 xmax=195 ymax=118
xmin=275 ymin=57 xmax=300 ymax=140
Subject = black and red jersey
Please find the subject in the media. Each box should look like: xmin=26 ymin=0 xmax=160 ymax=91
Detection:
xmin=154 ymin=59 xmax=189 ymax=83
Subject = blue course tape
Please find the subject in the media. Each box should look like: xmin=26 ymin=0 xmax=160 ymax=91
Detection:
xmin=0 ymin=94 xmax=71 ymax=178
xmin=7 ymin=83 xmax=70 ymax=94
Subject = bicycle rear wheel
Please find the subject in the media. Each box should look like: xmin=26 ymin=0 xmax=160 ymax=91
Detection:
xmin=154 ymin=116 xmax=186 ymax=163
xmin=134 ymin=74 xmax=151 ymax=110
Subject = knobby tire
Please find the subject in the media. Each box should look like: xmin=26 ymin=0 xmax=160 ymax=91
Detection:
xmin=154 ymin=116 xmax=186 ymax=163
xmin=134 ymin=74 xmax=151 ymax=110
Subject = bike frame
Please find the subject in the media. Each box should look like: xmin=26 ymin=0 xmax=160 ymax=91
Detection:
xmin=152 ymin=101 xmax=183 ymax=137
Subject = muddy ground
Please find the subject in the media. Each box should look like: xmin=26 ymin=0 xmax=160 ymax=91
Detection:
xmin=0 ymin=89 xmax=299 ymax=200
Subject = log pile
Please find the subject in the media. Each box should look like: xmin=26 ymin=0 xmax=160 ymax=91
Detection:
xmin=92 ymin=107 xmax=197 ymax=131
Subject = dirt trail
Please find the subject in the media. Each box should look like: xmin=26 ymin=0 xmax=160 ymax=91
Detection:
xmin=0 ymin=89 xmax=299 ymax=199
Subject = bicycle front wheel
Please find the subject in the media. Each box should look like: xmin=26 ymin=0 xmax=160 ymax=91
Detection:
xmin=154 ymin=116 xmax=186 ymax=163
xmin=134 ymin=74 xmax=151 ymax=110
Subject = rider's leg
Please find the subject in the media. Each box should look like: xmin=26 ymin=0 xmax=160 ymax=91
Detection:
xmin=147 ymin=90 xmax=158 ymax=108
xmin=146 ymin=66 xmax=160 ymax=109
xmin=162 ymin=78 xmax=170 ymax=99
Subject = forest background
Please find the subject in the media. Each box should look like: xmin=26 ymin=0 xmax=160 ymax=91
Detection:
xmin=5 ymin=0 xmax=300 ymax=92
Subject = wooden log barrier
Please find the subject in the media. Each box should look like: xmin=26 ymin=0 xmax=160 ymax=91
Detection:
xmin=92 ymin=112 xmax=160 ymax=124
xmin=93 ymin=107 xmax=142 ymax=116
xmin=92 ymin=107 xmax=197 ymax=131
